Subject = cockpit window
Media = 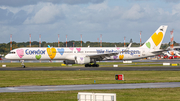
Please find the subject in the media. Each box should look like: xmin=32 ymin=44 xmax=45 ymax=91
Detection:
xmin=9 ymin=52 xmax=16 ymax=54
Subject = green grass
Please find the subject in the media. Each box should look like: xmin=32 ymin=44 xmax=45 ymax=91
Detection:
xmin=0 ymin=62 xmax=167 ymax=67
xmin=1 ymin=88 xmax=180 ymax=101
xmin=0 ymin=71 xmax=180 ymax=87
xmin=0 ymin=69 xmax=180 ymax=100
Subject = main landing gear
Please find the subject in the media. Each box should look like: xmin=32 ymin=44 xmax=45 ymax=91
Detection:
xmin=21 ymin=60 xmax=25 ymax=68
xmin=85 ymin=59 xmax=99 ymax=67
xmin=85 ymin=64 xmax=99 ymax=67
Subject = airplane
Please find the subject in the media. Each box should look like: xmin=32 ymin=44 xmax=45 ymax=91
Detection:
xmin=5 ymin=25 xmax=168 ymax=68
xmin=163 ymin=46 xmax=180 ymax=59
xmin=162 ymin=29 xmax=180 ymax=59
xmin=0 ymin=54 xmax=2 ymax=60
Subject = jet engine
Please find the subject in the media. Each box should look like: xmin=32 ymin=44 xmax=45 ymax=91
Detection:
xmin=63 ymin=56 xmax=91 ymax=64
xmin=63 ymin=60 xmax=75 ymax=64
xmin=75 ymin=56 xmax=90 ymax=64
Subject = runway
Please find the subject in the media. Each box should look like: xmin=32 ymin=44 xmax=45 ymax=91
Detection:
xmin=0 ymin=66 xmax=180 ymax=71
xmin=1 ymin=59 xmax=180 ymax=71
xmin=1 ymin=82 xmax=180 ymax=93
xmin=1 ymin=59 xmax=180 ymax=63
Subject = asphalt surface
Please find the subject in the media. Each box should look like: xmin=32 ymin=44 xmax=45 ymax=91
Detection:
xmin=0 ymin=66 xmax=180 ymax=71
xmin=1 ymin=82 xmax=180 ymax=93
xmin=1 ymin=59 xmax=180 ymax=71
xmin=1 ymin=58 xmax=180 ymax=63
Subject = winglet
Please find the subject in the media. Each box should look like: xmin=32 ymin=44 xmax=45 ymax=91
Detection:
xmin=128 ymin=39 xmax=132 ymax=48
xmin=124 ymin=39 xmax=133 ymax=51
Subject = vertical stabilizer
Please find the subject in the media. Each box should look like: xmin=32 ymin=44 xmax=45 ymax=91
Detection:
xmin=141 ymin=25 xmax=168 ymax=50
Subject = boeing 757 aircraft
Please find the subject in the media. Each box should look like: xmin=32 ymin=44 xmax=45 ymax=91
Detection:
xmin=5 ymin=25 xmax=168 ymax=67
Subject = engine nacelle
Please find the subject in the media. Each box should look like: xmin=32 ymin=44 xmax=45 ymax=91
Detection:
xmin=75 ymin=56 xmax=90 ymax=64
xmin=63 ymin=60 xmax=75 ymax=64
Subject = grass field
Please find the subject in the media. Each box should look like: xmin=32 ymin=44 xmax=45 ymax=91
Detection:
xmin=0 ymin=88 xmax=180 ymax=101
xmin=0 ymin=71 xmax=180 ymax=87
xmin=0 ymin=62 xmax=180 ymax=100
xmin=0 ymin=62 xmax=165 ymax=67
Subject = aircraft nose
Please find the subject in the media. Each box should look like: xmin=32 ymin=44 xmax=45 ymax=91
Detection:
xmin=5 ymin=54 xmax=10 ymax=59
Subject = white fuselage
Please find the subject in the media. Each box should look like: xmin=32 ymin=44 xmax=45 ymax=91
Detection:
xmin=5 ymin=47 xmax=156 ymax=61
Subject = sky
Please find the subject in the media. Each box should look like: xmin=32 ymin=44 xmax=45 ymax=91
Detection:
xmin=0 ymin=0 xmax=180 ymax=43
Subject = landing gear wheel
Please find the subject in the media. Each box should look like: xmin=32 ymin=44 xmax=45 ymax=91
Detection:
xmin=96 ymin=64 xmax=99 ymax=67
xmin=85 ymin=64 xmax=89 ymax=67
xmin=84 ymin=64 xmax=99 ymax=67
xmin=22 ymin=65 xmax=25 ymax=68
xmin=21 ymin=60 xmax=25 ymax=68
xmin=93 ymin=64 xmax=99 ymax=67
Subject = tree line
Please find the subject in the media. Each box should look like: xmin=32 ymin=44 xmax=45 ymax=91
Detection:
xmin=0 ymin=41 xmax=177 ymax=54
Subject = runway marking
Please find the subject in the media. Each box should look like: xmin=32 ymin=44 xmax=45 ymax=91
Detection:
xmin=45 ymin=89 xmax=55 ymax=91
xmin=8 ymin=88 xmax=17 ymax=90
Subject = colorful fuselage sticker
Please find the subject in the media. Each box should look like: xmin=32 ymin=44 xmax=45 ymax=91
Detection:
xmin=35 ymin=55 xmax=41 ymax=60
xmin=57 ymin=48 xmax=64 ymax=55
xmin=76 ymin=48 xmax=81 ymax=52
xmin=119 ymin=55 xmax=124 ymax=60
xmin=47 ymin=48 xmax=56 ymax=59
xmin=17 ymin=49 xmax=24 ymax=58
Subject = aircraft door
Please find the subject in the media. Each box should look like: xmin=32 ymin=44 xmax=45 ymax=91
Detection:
xmin=142 ymin=49 xmax=146 ymax=56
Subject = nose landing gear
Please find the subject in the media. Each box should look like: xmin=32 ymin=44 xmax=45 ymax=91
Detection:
xmin=20 ymin=60 xmax=25 ymax=68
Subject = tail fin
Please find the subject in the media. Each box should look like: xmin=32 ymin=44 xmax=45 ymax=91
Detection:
xmin=141 ymin=25 xmax=168 ymax=50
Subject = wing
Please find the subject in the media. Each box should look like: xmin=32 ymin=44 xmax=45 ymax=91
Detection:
xmin=151 ymin=49 xmax=167 ymax=55
xmin=86 ymin=52 xmax=119 ymax=61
